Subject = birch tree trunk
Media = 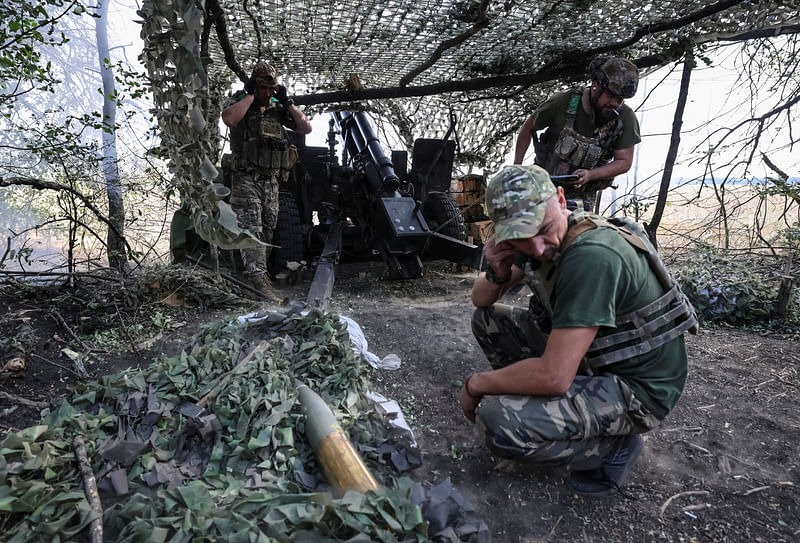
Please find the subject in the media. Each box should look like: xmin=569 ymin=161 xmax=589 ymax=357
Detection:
xmin=95 ymin=0 xmax=129 ymax=274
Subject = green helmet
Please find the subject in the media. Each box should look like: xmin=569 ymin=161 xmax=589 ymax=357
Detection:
xmin=486 ymin=165 xmax=557 ymax=243
xmin=588 ymin=56 xmax=639 ymax=99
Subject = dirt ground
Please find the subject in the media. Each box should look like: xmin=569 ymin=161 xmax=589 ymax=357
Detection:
xmin=2 ymin=262 xmax=799 ymax=542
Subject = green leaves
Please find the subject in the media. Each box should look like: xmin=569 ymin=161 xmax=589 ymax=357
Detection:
xmin=0 ymin=0 xmax=79 ymax=108
xmin=676 ymin=247 xmax=783 ymax=325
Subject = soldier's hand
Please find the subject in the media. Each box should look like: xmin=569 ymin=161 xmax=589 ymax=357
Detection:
xmin=573 ymin=169 xmax=592 ymax=186
xmin=483 ymin=236 xmax=515 ymax=280
xmin=244 ymin=76 xmax=256 ymax=95
xmin=460 ymin=375 xmax=483 ymax=423
xmin=275 ymin=84 xmax=290 ymax=106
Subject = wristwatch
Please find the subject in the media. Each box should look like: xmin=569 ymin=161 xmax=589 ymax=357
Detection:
xmin=485 ymin=267 xmax=511 ymax=285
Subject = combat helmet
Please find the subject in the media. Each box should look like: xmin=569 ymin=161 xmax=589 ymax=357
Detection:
xmin=588 ymin=56 xmax=639 ymax=99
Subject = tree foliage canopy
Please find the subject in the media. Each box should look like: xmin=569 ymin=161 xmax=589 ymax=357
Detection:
xmin=0 ymin=0 xmax=85 ymax=110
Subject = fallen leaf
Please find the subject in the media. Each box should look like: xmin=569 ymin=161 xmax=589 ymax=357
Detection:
xmin=1 ymin=357 xmax=25 ymax=372
xmin=159 ymin=292 xmax=192 ymax=308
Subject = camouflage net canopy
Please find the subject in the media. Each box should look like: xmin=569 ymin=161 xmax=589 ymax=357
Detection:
xmin=205 ymin=0 xmax=799 ymax=166
xmin=137 ymin=0 xmax=800 ymax=247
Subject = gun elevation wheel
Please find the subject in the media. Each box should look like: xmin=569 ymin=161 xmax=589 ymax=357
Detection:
xmin=423 ymin=192 xmax=467 ymax=241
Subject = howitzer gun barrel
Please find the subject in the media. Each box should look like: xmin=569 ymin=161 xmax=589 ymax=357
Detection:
xmin=332 ymin=111 xmax=400 ymax=194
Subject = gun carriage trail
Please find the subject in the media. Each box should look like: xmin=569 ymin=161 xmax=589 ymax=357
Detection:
xmin=1 ymin=263 xmax=798 ymax=542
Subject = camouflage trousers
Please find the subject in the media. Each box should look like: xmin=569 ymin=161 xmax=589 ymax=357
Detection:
xmin=471 ymin=303 xmax=661 ymax=471
xmin=229 ymin=167 xmax=281 ymax=276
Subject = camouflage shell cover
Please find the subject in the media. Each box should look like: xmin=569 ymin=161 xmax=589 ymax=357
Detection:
xmin=485 ymin=165 xmax=557 ymax=243
xmin=589 ymin=56 xmax=638 ymax=98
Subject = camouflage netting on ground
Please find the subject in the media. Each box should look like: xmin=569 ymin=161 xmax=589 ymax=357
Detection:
xmin=135 ymin=264 xmax=248 ymax=309
xmin=0 ymin=310 xmax=488 ymax=542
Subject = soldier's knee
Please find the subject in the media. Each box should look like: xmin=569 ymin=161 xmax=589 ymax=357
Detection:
xmin=477 ymin=408 xmax=540 ymax=460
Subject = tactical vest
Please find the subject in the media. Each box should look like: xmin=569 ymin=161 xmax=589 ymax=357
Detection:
xmin=229 ymin=99 xmax=292 ymax=174
xmin=524 ymin=211 xmax=698 ymax=370
xmin=533 ymin=88 xmax=624 ymax=177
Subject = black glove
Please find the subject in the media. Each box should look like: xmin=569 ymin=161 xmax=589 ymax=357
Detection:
xmin=274 ymin=84 xmax=290 ymax=106
xmin=244 ymin=77 xmax=256 ymax=95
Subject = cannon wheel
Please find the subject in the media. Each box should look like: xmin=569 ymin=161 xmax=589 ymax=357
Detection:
xmin=269 ymin=191 xmax=305 ymax=275
xmin=423 ymin=192 xmax=466 ymax=241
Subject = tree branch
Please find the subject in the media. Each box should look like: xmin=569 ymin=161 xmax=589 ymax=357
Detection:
xmin=647 ymin=52 xmax=694 ymax=246
xmin=0 ymin=176 xmax=136 ymax=265
xmin=73 ymin=436 xmax=103 ymax=543
xmin=294 ymin=0 xmax=771 ymax=106
xmin=206 ymin=0 xmax=247 ymax=82
xmin=761 ymin=152 xmax=790 ymax=180
xmin=399 ymin=0 xmax=491 ymax=87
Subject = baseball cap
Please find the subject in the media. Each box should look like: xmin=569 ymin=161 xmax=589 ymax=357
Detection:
xmin=486 ymin=165 xmax=557 ymax=243
xmin=252 ymin=61 xmax=278 ymax=88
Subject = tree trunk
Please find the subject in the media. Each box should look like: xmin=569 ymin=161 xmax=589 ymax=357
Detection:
xmin=95 ymin=0 xmax=129 ymax=274
xmin=646 ymin=50 xmax=694 ymax=247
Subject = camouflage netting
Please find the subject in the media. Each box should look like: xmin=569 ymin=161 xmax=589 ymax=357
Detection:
xmin=0 ymin=310 xmax=489 ymax=542
xmin=135 ymin=0 xmax=800 ymax=249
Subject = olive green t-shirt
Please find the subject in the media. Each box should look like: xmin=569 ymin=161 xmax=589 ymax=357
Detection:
xmin=550 ymin=223 xmax=687 ymax=419
xmin=532 ymin=90 xmax=641 ymax=151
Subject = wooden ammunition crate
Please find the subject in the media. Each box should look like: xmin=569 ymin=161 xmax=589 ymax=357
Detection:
xmin=450 ymin=174 xmax=486 ymax=221
xmin=466 ymin=220 xmax=494 ymax=243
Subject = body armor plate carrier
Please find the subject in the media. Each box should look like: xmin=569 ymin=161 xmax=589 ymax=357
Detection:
xmin=533 ymin=89 xmax=623 ymax=190
xmin=526 ymin=213 xmax=698 ymax=371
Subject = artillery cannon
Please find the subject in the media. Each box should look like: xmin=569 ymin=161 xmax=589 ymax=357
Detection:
xmin=274 ymin=110 xmax=481 ymax=304
xmin=171 ymin=110 xmax=483 ymax=304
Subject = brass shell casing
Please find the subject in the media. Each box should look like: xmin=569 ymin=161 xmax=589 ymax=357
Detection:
xmin=295 ymin=381 xmax=380 ymax=497
xmin=315 ymin=430 xmax=380 ymax=497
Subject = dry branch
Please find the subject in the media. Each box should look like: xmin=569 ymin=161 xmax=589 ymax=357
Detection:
xmin=289 ymin=1 xmax=800 ymax=106
xmin=0 ymin=176 xmax=135 ymax=265
xmin=50 ymin=309 xmax=96 ymax=353
xmin=197 ymin=340 xmax=269 ymax=407
xmin=29 ymin=352 xmax=86 ymax=379
xmin=647 ymin=50 xmax=693 ymax=245
xmin=0 ymin=390 xmax=48 ymax=409
xmin=742 ymin=485 xmax=771 ymax=496
xmin=73 ymin=435 xmax=103 ymax=543
xmin=659 ymin=490 xmax=710 ymax=517
xmin=399 ymin=1 xmax=491 ymax=87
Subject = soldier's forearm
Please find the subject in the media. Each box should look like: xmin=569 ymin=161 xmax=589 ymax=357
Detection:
xmin=289 ymin=105 xmax=312 ymax=134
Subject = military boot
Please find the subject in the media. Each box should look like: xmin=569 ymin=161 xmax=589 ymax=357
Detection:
xmin=567 ymin=433 xmax=644 ymax=497
xmin=244 ymin=272 xmax=276 ymax=300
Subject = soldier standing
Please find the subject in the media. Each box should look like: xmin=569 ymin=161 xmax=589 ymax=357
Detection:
xmin=461 ymin=165 xmax=695 ymax=497
xmin=513 ymin=57 xmax=641 ymax=211
xmin=222 ymin=61 xmax=312 ymax=296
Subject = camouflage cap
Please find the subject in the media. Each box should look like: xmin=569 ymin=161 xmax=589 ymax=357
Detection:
xmin=486 ymin=165 xmax=557 ymax=243
xmin=252 ymin=61 xmax=278 ymax=87
xmin=588 ymin=56 xmax=639 ymax=99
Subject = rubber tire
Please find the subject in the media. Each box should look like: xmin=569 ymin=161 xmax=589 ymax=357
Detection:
xmin=423 ymin=192 xmax=467 ymax=241
xmin=269 ymin=191 xmax=304 ymax=275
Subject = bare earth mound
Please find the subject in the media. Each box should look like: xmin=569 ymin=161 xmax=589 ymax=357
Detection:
xmin=1 ymin=264 xmax=798 ymax=542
